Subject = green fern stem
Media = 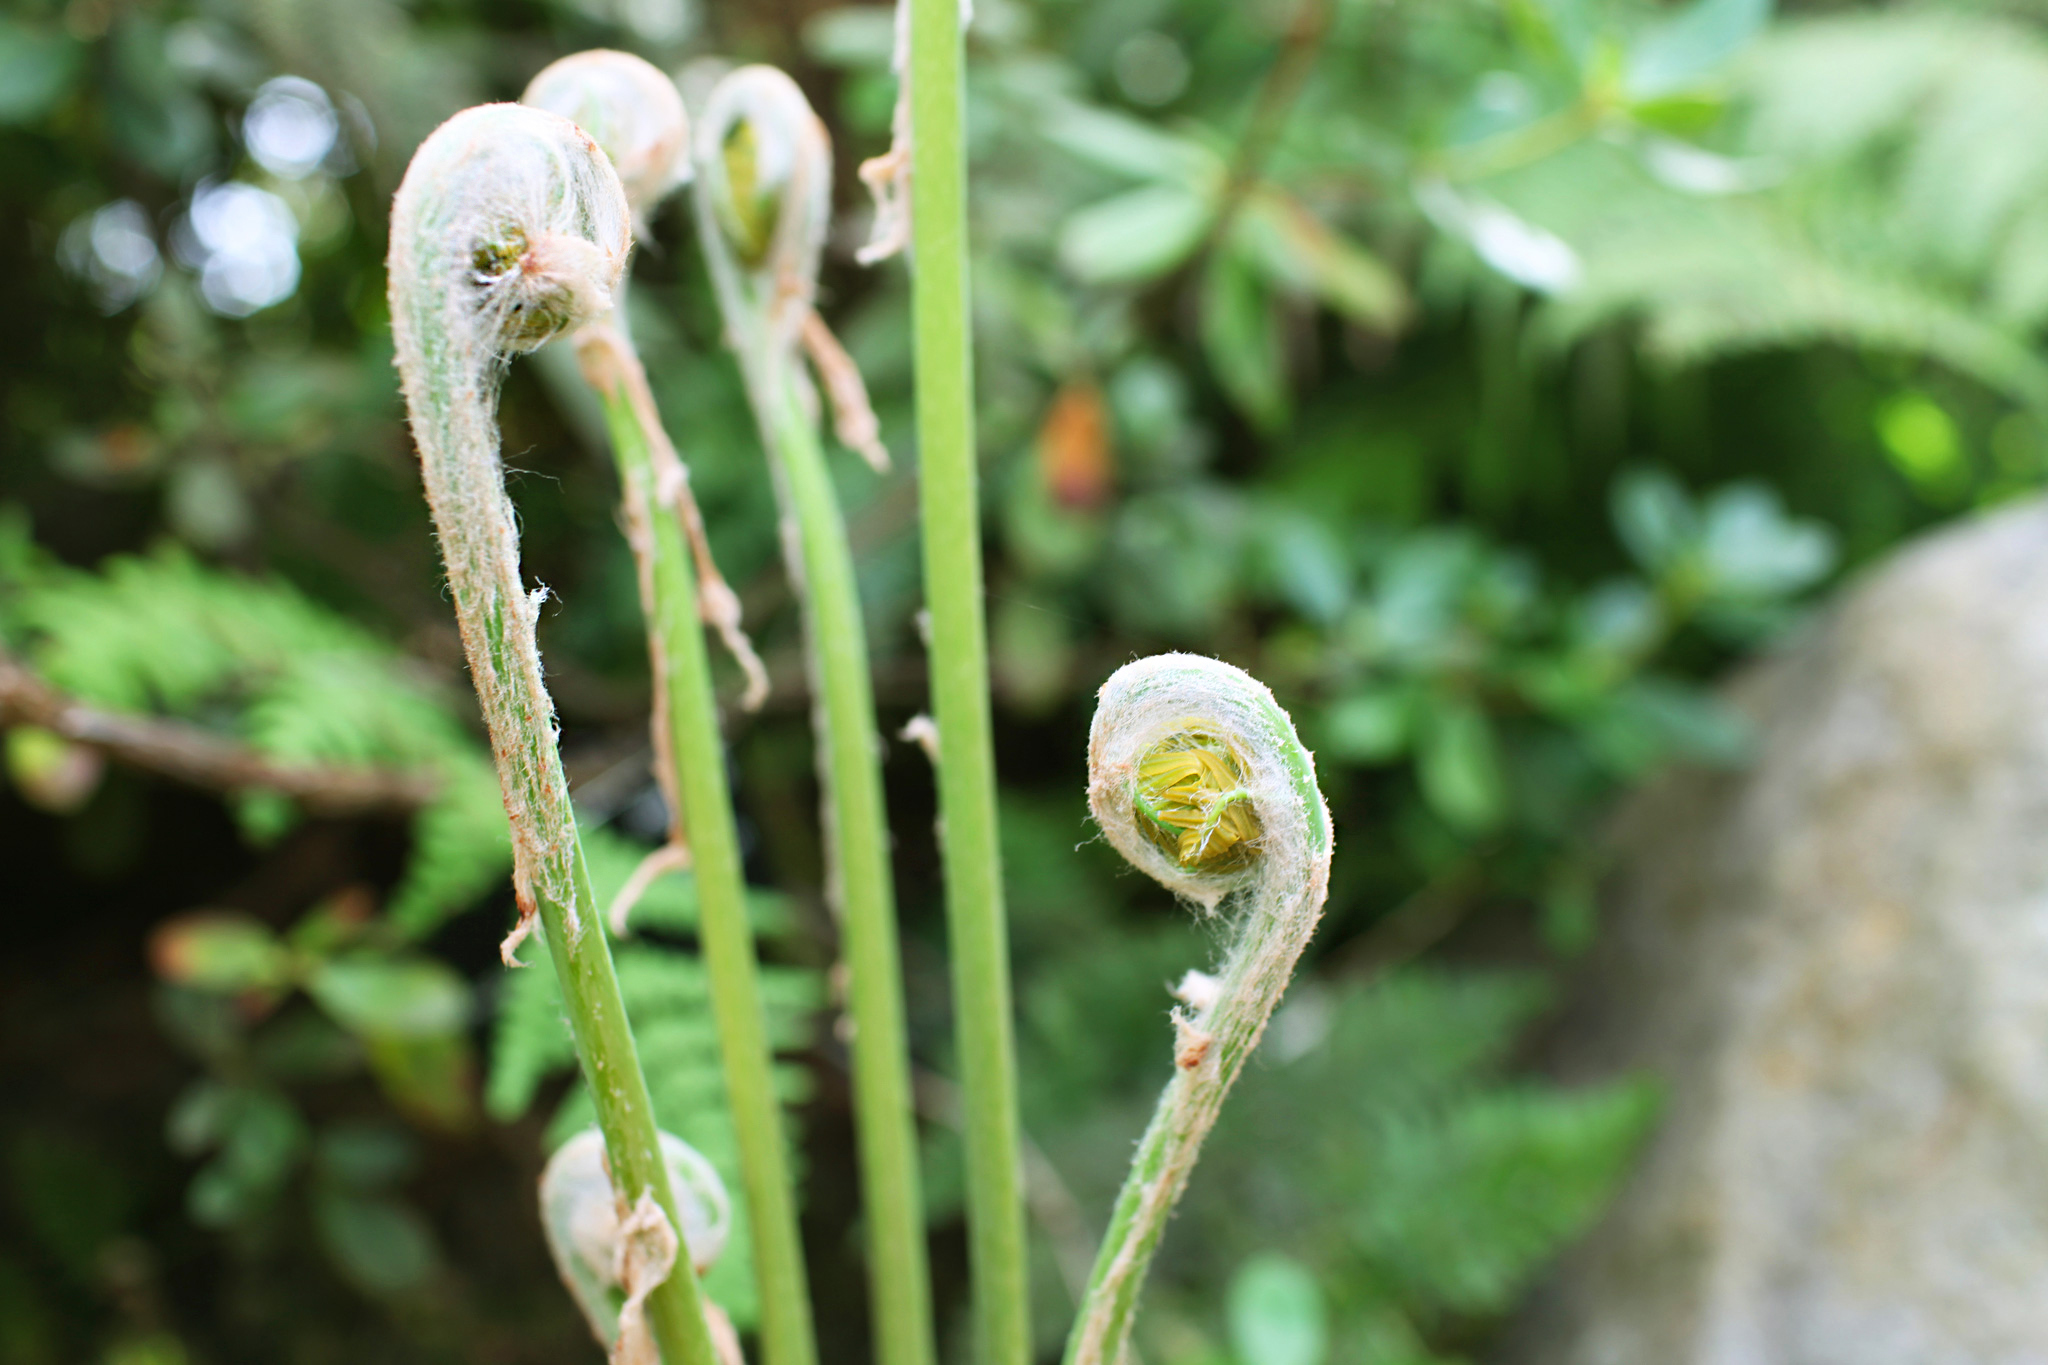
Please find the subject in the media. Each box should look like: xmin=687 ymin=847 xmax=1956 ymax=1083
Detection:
xmin=691 ymin=66 xmax=932 ymax=1365
xmin=586 ymin=343 xmax=820 ymax=1365
xmin=1063 ymin=654 xmax=1334 ymax=1365
xmin=387 ymin=103 xmax=718 ymax=1365
xmin=904 ymin=2 xmax=1033 ymax=1360
xmin=761 ymin=369 xmax=935 ymax=1365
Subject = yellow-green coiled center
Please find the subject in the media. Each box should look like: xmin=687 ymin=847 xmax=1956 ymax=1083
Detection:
xmin=469 ymin=226 xmax=579 ymax=350
xmin=1134 ymin=727 xmax=1261 ymax=873
xmin=718 ymin=119 xmax=781 ymax=268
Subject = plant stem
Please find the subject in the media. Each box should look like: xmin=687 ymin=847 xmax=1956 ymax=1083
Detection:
xmin=1062 ymin=655 xmax=1334 ymax=1365
xmin=761 ymin=373 xmax=935 ymax=1365
xmin=690 ymin=66 xmax=937 ymax=1365
xmin=540 ymin=852 xmax=720 ymax=1365
xmin=906 ymin=3 xmax=1032 ymax=1362
xmin=386 ymin=104 xmax=719 ymax=1365
xmin=586 ymin=342 xmax=819 ymax=1365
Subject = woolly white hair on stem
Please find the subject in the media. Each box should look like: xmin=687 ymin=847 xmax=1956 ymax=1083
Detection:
xmin=523 ymin=50 xmax=692 ymax=221
xmin=388 ymin=102 xmax=630 ymax=960
xmin=1065 ymin=653 xmax=1334 ymax=1365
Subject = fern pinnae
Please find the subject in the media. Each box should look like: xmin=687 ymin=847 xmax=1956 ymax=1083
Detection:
xmin=1065 ymin=653 xmax=1335 ymax=1365
xmin=694 ymin=67 xmax=937 ymax=1365
xmin=387 ymin=102 xmax=721 ymax=1365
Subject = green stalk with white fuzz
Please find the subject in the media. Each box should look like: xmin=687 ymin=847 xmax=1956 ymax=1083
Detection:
xmin=593 ymin=362 xmax=816 ymax=1365
xmin=386 ymin=102 xmax=718 ymax=1365
xmin=1063 ymin=654 xmax=1334 ymax=1365
xmin=522 ymin=50 xmax=812 ymax=1365
xmin=902 ymin=2 xmax=1033 ymax=1360
xmin=692 ymin=67 xmax=935 ymax=1365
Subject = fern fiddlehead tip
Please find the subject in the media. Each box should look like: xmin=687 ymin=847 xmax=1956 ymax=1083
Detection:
xmin=522 ymin=50 xmax=690 ymax=220
xmin=1069 ymin=653 xmax=1333 ymax=1365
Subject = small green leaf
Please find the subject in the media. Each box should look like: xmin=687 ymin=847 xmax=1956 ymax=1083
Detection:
xmin=1610 ymin=467 xmax=1696 ymax=575
xmin=1059 ymin=184 xmax=1213 ymax=285
xmin=1201 ymin=249 xmax=1289 ymax=432
xmin=0 ymin=22 xmax=81 ymax=124
xmin=1038 ymin=102 xmax=1217 ymax=184
xmin=1626 ymin=0 xmax=1772 ymax=100
xmin=1417 ymin=699 xmax=1505 ymax=833
xmin=306 ymin=953 xmax=470 ymax=1039
xmin=313 ymin=1188 xmax=440 ymax=1295
xmin=148 ymin=913 xmax=293 ymax=994
xmin=1320 ymin=689 xmax=1411 ymax=762
xmin=1227 ymin=1253 xmax=1327 ymax=1365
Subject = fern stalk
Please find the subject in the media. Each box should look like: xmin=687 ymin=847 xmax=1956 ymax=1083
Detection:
xmin=903 ymin=2 xmax=1033 ymax=1360
xmin=520 ymin=55 xmax=815 ymax=1365
xmin=693 ymin=67 xmax=934 ymax=1365
xmin=1063 ymin=654 xmax=1334 ymax=1365
xmin=591 ymin=338 xmax=820 ymax=1365
xmin=387 ymin=103 xmax=719 ymax=1365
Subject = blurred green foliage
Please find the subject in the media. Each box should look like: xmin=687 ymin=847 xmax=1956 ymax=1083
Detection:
xmin=3 ymin=0 xmax=2044 ymax=1360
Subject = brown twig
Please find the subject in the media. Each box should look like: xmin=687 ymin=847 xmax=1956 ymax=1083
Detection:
xmin=1204 ymin=0 xmax=1338 ymax=252
xmin=0 ymin=650 xmax=437 ymax=815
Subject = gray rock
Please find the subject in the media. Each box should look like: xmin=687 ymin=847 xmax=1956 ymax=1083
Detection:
xmin=1509 ymin=499 xmax=2048 ymax=1365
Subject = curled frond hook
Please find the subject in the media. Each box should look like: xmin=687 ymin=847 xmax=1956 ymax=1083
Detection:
xmin=692 ymin=66 xmax=889 ymax=472
xmin=694 ymin=65 xmax=831 ymax=357
xmin=541 ymin=1127 xmax=743 ymax=1365
xmin=388 ymin=103 xmax=630 ymax=960
xmin=523 ymin=50 xmax=691 ymax=222
xmin=1066 ymin=653 xmax=1334 ymax=1365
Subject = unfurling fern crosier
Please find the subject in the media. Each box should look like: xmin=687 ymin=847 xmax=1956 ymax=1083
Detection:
xmin=1065 ymin=653 xmax=1335 ymax=1365
xmin=387 ymin=102 xmax=722 ymax=1365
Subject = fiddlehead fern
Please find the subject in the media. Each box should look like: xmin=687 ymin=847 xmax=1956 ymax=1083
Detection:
xmin=520 ymin=51 xmax=818 ymax=1365
xmin=387 ymin=103 xmax=719 ymax=1365
xmin=542 ymin=1126 xmax=744 ymax=1365
xmin=693 ymin=66 xmax=936 ymax=1365
xmin=1064 ymin=653 xmax=1335 ymax=1365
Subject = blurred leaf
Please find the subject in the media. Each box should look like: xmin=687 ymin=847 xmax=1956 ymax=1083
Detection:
xmin=1227 ymin=1253 xmax=1328 ymax=1365
xmin=1570 ymin=579 xmax=1664 ymax=664
xmin=183 ymin=1088 xmax=306 ymax=1227
xmin=4 ymin=724 xmax=103 ymax=813
xmin=315 ymin=1122 xmax=416 ymax=1191
xmin=802 ymin=5 xmax=898 ymax=67
xmin=148 ymin=913 xmax=293 ymax=994
xmin=0 ymin=22 xmax=81 ymax=124
xmin=1238 ymin=194 xmax=1409 ymax=330
xmin=1581 ymin=676 xmax=1751 ymax=775
xmin=1610 ymin=467 xmax=1696 ymax=576
xmin=362 ymin=1031 xmax=475 ymax=1133
xmin=1876 ymin=391 xmax=1969 ymax=503
xmin=1038 ymin=102 xmax=1218 ymax=184
xmin=1627 ymin=0 xmax=1772 ymax=100
xmin=1320 ymin=689 xmax=1411 ymax=763
xmin=305 ymin=953 xmax=470 ymax=1039
xmin=1417 ymin=699 xmax=1505 ymax=833
xmin=312 ymin=1187 xmax=439 ymax=1296
xmin=1059 ymin=184 xmax=1213 ymax=284
xmin=1202 ymin=249 xmax=1289 ymax=433
xmin=1696 ymin=483 xmax=1836 ymax=598
xmin=1254 ymin=508 xmax=1352 ymax=624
